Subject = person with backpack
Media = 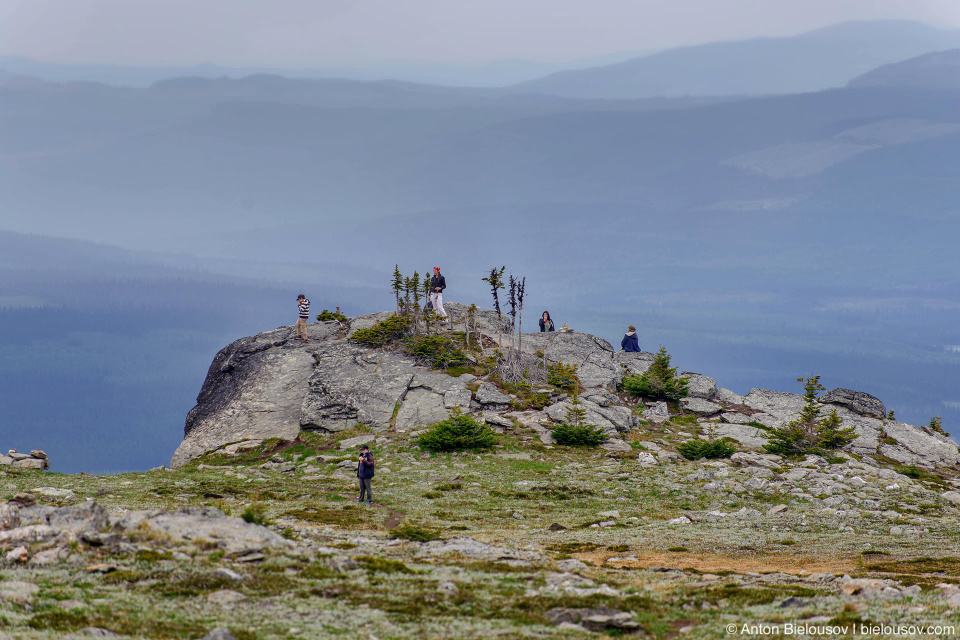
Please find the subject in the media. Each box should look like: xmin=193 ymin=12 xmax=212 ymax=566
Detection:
xmin=430 ymin=267 xmax=447 ymax=318
xmin=295 ymin=294 xmax=310 ymax=342
xmin=357 ymin=444 xmax=375 ymax=504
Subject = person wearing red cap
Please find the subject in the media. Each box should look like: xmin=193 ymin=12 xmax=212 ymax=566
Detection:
xmin=430 ymin=267 xmax=447 ymax=318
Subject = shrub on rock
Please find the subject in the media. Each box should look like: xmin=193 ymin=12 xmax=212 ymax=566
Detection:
xmin=764 ymin=376 xmax=857 ymax=456
xmin=677 ymin=439 xmax=736 ymax=460
xmin=551 ymin=423 xmax=608 ymax=448
xmin=351 ymin=315 xmax=412 ymax=347
xmin=623 ymin=345 xmax=689 ymax=401
xmin=551 ymin=388 xmax=608 ymax=447
xmin=416 ymin=408 xmax=496 ymax=452
xmin=403 ymin=334 xmax=467 ymax=369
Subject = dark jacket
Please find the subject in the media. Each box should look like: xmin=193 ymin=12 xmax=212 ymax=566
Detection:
xmin=621 ymin=332 xmax=641 ymax=352
xmin=431 ymin=274 xmax=446 ymax=292
xmin=539 ymin=318 xmax=555 ymax=332
xmin=357 ymin=453 xmax=375 ymax=479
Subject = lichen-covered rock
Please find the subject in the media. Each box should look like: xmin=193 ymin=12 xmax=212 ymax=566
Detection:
xmin=702 ymin=423 xmax=769 ymax=449
xmin=615 ymin=351 xmax=655 ymax=378
xmin=681 ymin=372 xmax=717 ymax=400
xmin=300 ymin=343 xmax=415 ymax=433
xmin=172 ymin=325 xmax=329 ymax=467
xmin=544 ymin=398 xmax=634 ymax=435
xmin=174 ymin=306 xmax=960 ymax=472
xmin=680 ymin=397 xmax=721 ymax=416
xmin=520 ymin=332 xmax=620 ymax=390
xmin=819 ymin=388 xmax=886 ymax=418
xmin=475 ymin=382 xmax=511 ymax=407
xmin=716 ymin=387 xmax=745 ymax=405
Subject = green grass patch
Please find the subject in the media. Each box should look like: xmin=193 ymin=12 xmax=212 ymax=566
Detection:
xmin=355 ymin=556 xmax=415 ymax=574
xmin=283 ymin=507 xmax=365 ymax=527
xmin=389 ymin=523 xmax=442 ymax=542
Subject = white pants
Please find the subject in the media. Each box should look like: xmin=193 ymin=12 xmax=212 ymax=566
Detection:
xmin=430 ymin=292 xmax=447 ymax=317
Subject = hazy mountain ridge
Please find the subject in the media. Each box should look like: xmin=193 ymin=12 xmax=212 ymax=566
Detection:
xmin=849 ymin=48 xmax=960 ymax=90
xmin=511 ymin=20 xmax=960 ymax=99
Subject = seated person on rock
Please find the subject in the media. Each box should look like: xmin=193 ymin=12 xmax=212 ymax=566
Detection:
xmin=620 ymin=325 xmax=641 ymax=352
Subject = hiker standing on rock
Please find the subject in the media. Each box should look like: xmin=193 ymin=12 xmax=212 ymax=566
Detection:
xmin=357 ymin=444 xmax=375 ymax=504
xmin=620 ymin=325 xmax=641 ymax=352
xmin=296 ymin=294 xmax=310 ymax=342
xmin=430 ymin=267 xmax=447 ymax=318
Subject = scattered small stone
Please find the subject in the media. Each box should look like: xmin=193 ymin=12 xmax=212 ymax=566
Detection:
xmin=195 ymin=629 xmax=239 ymax=640
xmin=207 ymin=589 xmax=247 ymax=604
xmin=5 ymin=546 xmax=28 ymax=562
xmin=85 ymin=563 xmax=118 ymax=574
xmin=234 ymin=553 xmax=265 ymax=563
xmin=9 ymin=493 xmax=36 ymax=507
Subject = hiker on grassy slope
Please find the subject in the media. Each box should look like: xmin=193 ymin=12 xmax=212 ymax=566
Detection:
xmin=357 ymin=444 xmax=375 ymax=504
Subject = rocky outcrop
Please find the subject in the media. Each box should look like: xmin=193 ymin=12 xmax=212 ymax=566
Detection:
xmin=174 ymin=305 xmax=960 ymax=472
xmin=0 ymin=449 xmax=49 ymax=470
xmin=819 ymin=388 xmax=886 ymax=418
xmin=0 ymin=498 xmax=291 ymax=563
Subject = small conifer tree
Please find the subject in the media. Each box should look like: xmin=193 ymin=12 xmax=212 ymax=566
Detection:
xmin=482 ymin=266 xmax=506 ymax=347
xmin=929 ymin=415 xmax=949 ymax=437
xmin=391 ymin=265 xmax=404 ymax=314
xmin=764 ymin=376 xmax=857 ymax=456
xmin=623 ymin=345 xmax=689 ymax=401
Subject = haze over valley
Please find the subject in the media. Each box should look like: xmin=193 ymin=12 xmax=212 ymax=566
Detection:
xmin=2 ymin=16 xmax=960 ymax=472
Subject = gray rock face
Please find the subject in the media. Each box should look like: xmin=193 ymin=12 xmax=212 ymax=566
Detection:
xmin=111 ymin=507 xmax=291 ymax=555
xmin=743 ymin=389 xmax=806 ymax=418
xmin=702 ymin=423 xmax=769 ymax=449
xmin=680 ymin=397 xmax=721 ymax=416
xmin=819 ymin=388 xmax=886 ymax=418
xmin=615 ymin=351 xmax=655 ymax=378
xmin=715 ymin=387 xmax=745 ymax=406
xmin=300 ymin=343 xmax=415 ymax=432
xmin=172 ymin=325 xmax=327 ymax=467
xmin=681 ymin=372 xmax=717 ymax=400
xmin=47 ymin=502 xmax=109 ymax=533
xmin=475 ymin=382 xmax=512 ymax=407
xmin=544 ymin=399 xmax=634 ymax=435
xmin=521 ymin=332 xmax=620 ymax=390
xmin=642 ymin=401 xmax=670 ymax=424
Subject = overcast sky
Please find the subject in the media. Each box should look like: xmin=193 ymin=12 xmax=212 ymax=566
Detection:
xmin=1 ymin=0 xmax=959 ymax=67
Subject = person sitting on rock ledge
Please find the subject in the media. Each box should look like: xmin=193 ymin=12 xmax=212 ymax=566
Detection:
xmin=620 ymin=325 xmax=641 ymax=352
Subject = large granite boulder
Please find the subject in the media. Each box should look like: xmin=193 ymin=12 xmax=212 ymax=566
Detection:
xmin=680 ymin=372 xmax=717 ymax=400
xmin=818 ymin=388 xmax=886 ymax=418
xmin=520 ymin=332 xmax=620 ymax=390
xmin=299 ymin=343 xmax=417 ymax=432
xmin=171 ymin=324 xmax=337 ymax=468
xmin=615 ymin=351 xmax=655 ymax=377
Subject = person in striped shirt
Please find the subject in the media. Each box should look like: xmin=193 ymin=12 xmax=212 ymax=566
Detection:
xmin=296 ymin=294 xmax=310 ymax=342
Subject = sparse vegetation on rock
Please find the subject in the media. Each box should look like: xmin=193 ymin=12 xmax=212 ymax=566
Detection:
xmin=677 ymin=438 xmax=737 ymax=460
xmin=764 ymin=376 xmax=858 ymax=456
xmin=623 ymin=345 xmax=689 ymax=401
xmin=416 ymin=408 xmax=497 ymax=452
